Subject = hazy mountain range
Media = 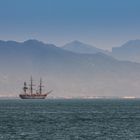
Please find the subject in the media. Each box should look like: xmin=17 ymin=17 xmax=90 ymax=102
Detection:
xmin=62 ymin=39 xmax=140 ymax=63
xmin=0 ymin=39 xmax=140 ymax=98
xmin=111 ymin=39 xmax=140 ymax=63
xmin=62 ymin=40 xmax=108 ymax=54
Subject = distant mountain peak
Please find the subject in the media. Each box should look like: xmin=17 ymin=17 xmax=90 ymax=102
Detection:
xmin=111 ymin=39 xmax=140 ymax=63
xmin=62 ymin=40 xmax=106 ymax=54
xmin=23 ymin=39 xmax=45 ymax=45
xmin=121 ymin=39 xmax=140 ymax=48
xmin=70 ymin=40 xmax=85 ymax=45
xmin=66 ymin=40 xmax=93 ymax=46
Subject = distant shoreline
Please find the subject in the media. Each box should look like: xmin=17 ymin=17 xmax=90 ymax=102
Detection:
xmin=0 ymin=96 xmax=138 ymax=100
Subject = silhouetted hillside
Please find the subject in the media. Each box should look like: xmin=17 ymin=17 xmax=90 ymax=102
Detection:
xmin=0 ymin=40 xmax=140 ymax=98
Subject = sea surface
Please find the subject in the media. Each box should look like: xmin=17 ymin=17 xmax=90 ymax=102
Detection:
xmin=0 ymin=99 xmax=140 ymax=140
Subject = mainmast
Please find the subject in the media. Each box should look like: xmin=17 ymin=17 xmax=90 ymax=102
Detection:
xmin=29 ymin=76 xmax=35 ymax=95
xmin=39 ymin=78 xmax=44 ymax=94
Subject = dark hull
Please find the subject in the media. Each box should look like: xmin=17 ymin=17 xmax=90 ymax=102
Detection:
xmin=19 ymin=94 xmax=47 ymax=99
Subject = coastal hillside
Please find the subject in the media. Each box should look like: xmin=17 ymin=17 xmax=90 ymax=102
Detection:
xmin=0 ymin=40 xmax=140 ymax=98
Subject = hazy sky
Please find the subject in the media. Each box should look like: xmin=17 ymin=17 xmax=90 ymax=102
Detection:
xmin=0 ymin=0 xmax=140 ymax=49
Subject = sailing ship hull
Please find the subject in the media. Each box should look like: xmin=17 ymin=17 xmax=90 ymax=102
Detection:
xmin=19 ymin=94 xmax=47 ymax=99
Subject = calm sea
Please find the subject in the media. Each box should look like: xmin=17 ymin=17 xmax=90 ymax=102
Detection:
xmin=0 ymin=99 xmax=140 ymax=140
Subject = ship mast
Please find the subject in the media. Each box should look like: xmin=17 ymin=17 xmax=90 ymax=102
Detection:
xmin=23 ymin=82 xmax=28 ymax=94
xmin=39 ymin=78 xmax=44 ymax=94
xmin=29 ymin=76 xmax=35 ymax=95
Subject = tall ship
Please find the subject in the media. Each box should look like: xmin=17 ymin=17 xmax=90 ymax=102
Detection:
xmin=19 ymin=77 xmax=52 ymax=99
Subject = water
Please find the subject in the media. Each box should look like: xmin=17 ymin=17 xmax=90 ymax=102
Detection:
xmin=0 ymin=99 xmax=140 ymax=140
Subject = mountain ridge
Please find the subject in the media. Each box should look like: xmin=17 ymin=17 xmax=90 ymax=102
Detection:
xmin=0 ymin=39 xmax=140 ymax=97
xmin=112 ymin=39 xmax=140 ymax=63
xmin=62 ymin=40 xmax=107 ymax=54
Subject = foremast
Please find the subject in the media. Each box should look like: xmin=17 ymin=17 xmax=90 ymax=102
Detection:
xmin=23 ymin=82 xmax=28 ymax=94
xmin=23 ymin=76 xmax=35 ymax=95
